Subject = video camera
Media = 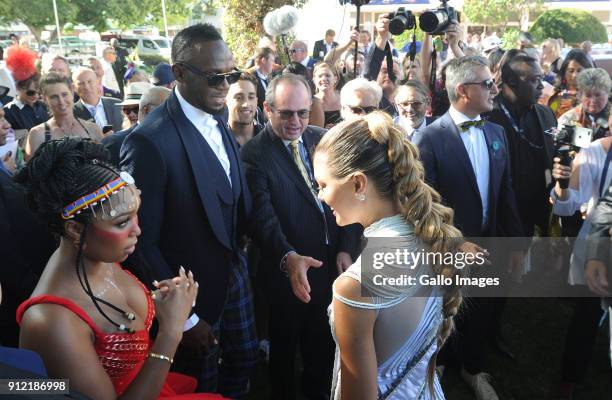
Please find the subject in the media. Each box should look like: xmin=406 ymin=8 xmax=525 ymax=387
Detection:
xmin=550 ymin=125 xmax=593 ymax=189
xmin=419 ymin=0 xmax=459 ymax=35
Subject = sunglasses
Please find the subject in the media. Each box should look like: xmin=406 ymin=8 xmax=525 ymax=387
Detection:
xmin=289 ymin=48 xmax=305 ymax=54
xmin=270 ymin=106 xmax=310 ymax=120
xmin=463 ymin=79 xmax=496 ymax=90
xmin=123 ymin=107 xmax=139 ymax=115
xmin=177 ymin=62 xmax=242 ymax=87
xmin=348 ymin=105 xmax=376 ymax=115
xmin=25 ymin=90 xmax=39 ymax=97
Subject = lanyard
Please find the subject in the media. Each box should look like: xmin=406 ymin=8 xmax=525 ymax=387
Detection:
xmin=499 ymin=101 xmax=543 ymax=150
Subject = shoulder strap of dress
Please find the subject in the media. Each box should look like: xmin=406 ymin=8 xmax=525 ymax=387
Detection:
xmin=16 ymin=295 xmax=104 ymax=337
xmin=74 ymin=118 xmax=91 ymax=138
xmin=44 ymin=123 xmax=51 ymax=142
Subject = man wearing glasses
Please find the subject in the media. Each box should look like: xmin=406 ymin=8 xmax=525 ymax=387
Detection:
xmin=120 ymin=24 xmax=257 ymax=398
xmin=339 ymin=77 xmax=381 ymax=121
xmin=484 ymin=50 xmax=555 ymax=238
xmin=289 ymin=40 xmax=316 ymax=73
xmin=393 ymin=80 xmax=433 ymax=145
xmin=241 ymin=73 xmax=361 ymax=400
xmin=418 ymin=56 xmax=524 ymax=400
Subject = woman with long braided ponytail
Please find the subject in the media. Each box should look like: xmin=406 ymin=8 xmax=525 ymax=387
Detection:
xmin=314 ymin=112 xmax=473 ymax=399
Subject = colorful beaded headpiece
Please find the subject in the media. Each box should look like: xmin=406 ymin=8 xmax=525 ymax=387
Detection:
xmin=61 ymin=171 xmax=136 ymax=220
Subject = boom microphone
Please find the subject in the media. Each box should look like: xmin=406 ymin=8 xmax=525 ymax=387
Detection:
xmin=263 ymin=5 xmax=299 ymax=37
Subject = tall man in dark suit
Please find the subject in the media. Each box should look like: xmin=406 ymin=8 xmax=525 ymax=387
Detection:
xmin=312 ymin=29 xmax=338 ymax=62
xmin=241 ymin=73 xmax=361 ymax=400
xmin=120 ymin=24 xmax=257 ymax=397
xmin=72 ymin=67 xmax=124 ymax=132
xmin=484 ymin=50 xmax=555 ymax=237
xmin=418 ymin=56 xmax=524 ymax=400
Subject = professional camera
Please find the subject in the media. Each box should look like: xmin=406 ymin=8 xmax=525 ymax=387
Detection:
xmin=388 ymin=7 xmax=415 ymax=36
xmin=550 ymin=124 xmax=593 ymax=189
xmin=419 ymin=0 xmax=458 ymax=35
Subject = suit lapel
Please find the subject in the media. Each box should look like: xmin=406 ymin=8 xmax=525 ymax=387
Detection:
xmin=266 ymin=126 xmax=321 ymax=211
xmin=75 ymin=101 xmax=94 ymax=123
xmin=440 ymin=113 xmax=480 ymax=199
xmin=482 ymin=123 xmax=498 ymax=210
xmin=168 ymin=93 xmax=232 ymax=250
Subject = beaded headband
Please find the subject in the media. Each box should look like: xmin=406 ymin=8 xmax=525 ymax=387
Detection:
xmin=61 ymin=171 xmax=136 ymax=220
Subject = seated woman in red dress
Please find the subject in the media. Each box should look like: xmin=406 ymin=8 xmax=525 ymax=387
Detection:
xmin=14 ymin=138 xmax=227 ymax=400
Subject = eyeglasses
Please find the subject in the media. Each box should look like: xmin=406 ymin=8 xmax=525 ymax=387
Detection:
xmin=348 ymin=105 xmax=377 ymax=115
xmin=25 ymin=90 xmax=39 ymax=97
xmin=397 ymin=101 xmax=425 ymax=110
xmin=289 ymin=48 xmax=305 ymax=54
xmin=176 ymin=62 xmax=242 ymax=87
xmin=123 ymin=107 xmax=139 ymax=115
xmin=270 ymin=106 xmax=310 ymax=120
xmin=463 ymin=79 xmax=496 ymax=90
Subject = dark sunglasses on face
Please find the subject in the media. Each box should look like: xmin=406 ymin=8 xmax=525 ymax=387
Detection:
xmin=270 ymin=106 xmax=310 ymax=120
xmin=176 ymin=62 xmax=242 ymax=87
xmin=289 ymin=48 xmax=305 ymax=54
xmin=123 ymin=107 xmax=139 ymax=115
xmin=25 ymin=90 xmax=39 ymax=97
xmin=348 ymin=105 xmax=377 ymax=115
xmin=463 ymin=79 xmax=496 ymax=90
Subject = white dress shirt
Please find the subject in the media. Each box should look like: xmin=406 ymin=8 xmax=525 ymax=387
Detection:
xmin=82 ymin=98 xmax=109 ymax=128
xmin=394 ymin=116 xmax=426 ymax=144
xmin=101 ymin=59 xmax=120 ymax=92
xmin=300 ymin=56 xmax=312 ymax=69
xmin=448 ymin=106 xmax=490 ymax=227
xmin=175 ymin=88 xmax=232 ymax=186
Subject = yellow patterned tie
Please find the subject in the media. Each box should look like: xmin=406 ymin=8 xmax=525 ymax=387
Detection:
xmin=289 ymin=140 xmax=317 ymax=198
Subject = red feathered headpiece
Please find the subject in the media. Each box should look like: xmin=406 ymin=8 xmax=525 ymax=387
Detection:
xmin=5 ymin=46 xmax=38 ymax=82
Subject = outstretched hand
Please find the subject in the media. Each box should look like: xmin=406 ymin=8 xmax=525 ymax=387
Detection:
xmin=286 ymin=253 xmax=323 ymax=303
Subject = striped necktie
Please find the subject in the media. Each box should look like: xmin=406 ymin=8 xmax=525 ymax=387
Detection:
xmin=289 ymin=140 xmax=317 ymax=198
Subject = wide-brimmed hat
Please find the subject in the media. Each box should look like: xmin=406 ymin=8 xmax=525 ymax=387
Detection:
xmin=118 ymin=82 xmax=153 ymax=106
xmin=482 ymin=36 xmax=502 ymax=53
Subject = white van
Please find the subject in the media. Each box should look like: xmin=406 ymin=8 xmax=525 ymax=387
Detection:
xmin=117 ymin=35 xmax=171 ymax=58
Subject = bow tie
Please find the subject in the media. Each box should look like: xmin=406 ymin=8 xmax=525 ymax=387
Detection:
xmin=458 ymin=120 xmax=485 ymax=132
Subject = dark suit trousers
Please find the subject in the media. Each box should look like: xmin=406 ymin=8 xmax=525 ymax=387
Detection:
xmin=269 ymin=297 xmax=334 ymax=400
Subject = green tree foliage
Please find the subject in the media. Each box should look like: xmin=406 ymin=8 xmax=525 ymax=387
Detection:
xmin=501 ymin=28 xmax=520 ymax=50
xmin=463 ymin=0 xmax=543 ymax=27
xmin=220 ymin=0 xmax=306 ymax=67
xmin=0 ymin=0 xmax=194 ymax=44
xmin=529 ymin=9 xmax=607 ymax=45
xmin=0 ymin=0 xmax=77 ymax=43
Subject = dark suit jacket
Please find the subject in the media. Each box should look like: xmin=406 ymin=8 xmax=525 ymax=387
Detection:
xmin=254 ymin=71 xmax=267 ymax=112
xmin=484 ymin=98 xmax=556 ymax=235
xmin=73 ymin=97 xmax=123 ymax=132
xmin=241 ymin=124 xmax=361 ymax=305
xmin=120 ymin=91 xmax=251 ymax=324
xmin=0 ymin=173 xmax=55 ymax=347
xmin=102 ymin=124 xmax=137 ymax=167
xmin=103 ymin=86 xmax=122 ymax=100
xmin=312 ymin=40 xmax=338 ymax=61
xmin=417 ymin=112 xmax=524 ymax=238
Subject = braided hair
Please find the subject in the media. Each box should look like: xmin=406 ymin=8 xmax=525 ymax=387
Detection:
xmin=15 ymin=138 xmax=138 ymax=332
xmin=315 ymin=111 xmax=466 ymax=389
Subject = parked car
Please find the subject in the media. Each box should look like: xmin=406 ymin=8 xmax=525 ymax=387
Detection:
xmin=116 ymin=35 xmax=170 ymax=59
xmin=49 ymin=36 xmax=96 ymax=55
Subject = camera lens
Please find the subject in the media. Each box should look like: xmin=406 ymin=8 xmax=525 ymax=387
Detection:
xmin=389 ymin=15 xmax=409 ymax=35
xmin=419 ymin=10 xmax=448 ymax=34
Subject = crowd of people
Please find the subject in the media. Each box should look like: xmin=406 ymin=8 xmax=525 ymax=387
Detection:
xmin=0 ymin=11 xmax=611 ymax=400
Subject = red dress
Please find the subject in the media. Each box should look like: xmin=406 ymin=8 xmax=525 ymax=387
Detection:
xmin=16 ymin=270 xmax=229 ymax=399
